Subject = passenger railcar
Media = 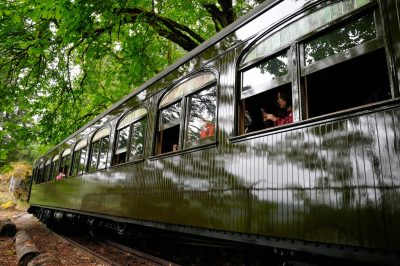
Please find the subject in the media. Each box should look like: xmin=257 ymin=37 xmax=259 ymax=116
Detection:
xmin=29 ymin=0 xmax=400 ymax=264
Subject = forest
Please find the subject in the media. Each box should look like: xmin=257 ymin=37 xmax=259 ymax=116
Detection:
xmin=0 ymin=0 xmax=263 ymax=171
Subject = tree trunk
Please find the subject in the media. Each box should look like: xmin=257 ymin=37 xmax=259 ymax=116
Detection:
xmin=0 ymin=218 xmax=17 ymax=237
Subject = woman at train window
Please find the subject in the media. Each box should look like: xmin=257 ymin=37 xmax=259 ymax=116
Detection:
xmin=262 ymin=89 xmax=292 ymax=126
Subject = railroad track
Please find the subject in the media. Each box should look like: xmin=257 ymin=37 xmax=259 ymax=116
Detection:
xmin=56 ymin=232 xmax=179 ymax=266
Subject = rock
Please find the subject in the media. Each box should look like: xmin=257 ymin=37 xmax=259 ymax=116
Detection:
xmin=0 ymin=218 xmax=17 ymax=236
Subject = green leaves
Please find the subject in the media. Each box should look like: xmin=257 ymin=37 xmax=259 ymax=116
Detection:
xmin=0 ymin=0 xmax=260 ymax=166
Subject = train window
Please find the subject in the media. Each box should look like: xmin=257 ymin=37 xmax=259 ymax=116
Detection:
xmin=50 ymin=155 xmax=60 ymax=181
xmin=112 ymin=108 xmax=147 ymax=165
xmin=241 ymin=0 xmax=372 ymax=67
xmin=59 ymin=148 xmax=71 ymax=177
xmin=48 ymin=161 xmax=54 ymax=182
xmin=242 ymin=51 xmax=289 ymax=94
xmin=114 ymin=126 xmax=130 ymax=164
xmin=184 ymin=86 xmax=216 ymax=148
xmin=32 ymin=166 xmax=37 ymax=184
xmin=157 ymin=101 xmax=182 ymax=154
xmin=128 ymin=117 xmax=147 ymax=160
xmin=36 ymin=165 xmax=44 ymax=184
xmin=156 ymin=72 xmax=217 ymax=154
xmin=43 ymin=159 xmax=51 ymax=182
xmin=237 ymin=1 xmax=392 ymax=135
xmin=304 ymin=13 xmax=376 ymax=66
xmin=98 ymin=137 xmax=110 ymax=168
xmin=89 ymin=127 xmax=111 ymax=171
xmin=71 ymin=139 xmax=87 ymax=176
xmin=300 ymin=11 xmax=391 ymax=118
xmin=238 ymin=48 xmax=293 ymax=135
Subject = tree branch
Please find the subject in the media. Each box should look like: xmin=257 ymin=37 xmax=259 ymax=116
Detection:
xmin=202 ymin=0 xmax=235 ymax=32
xmin=115 ymin=7 xmax=204 ymax=51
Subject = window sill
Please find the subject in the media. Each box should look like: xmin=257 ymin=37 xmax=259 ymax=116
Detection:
xmin=149 ymin=142 xmax=218 ymax=160
xmin=86 ymin=167 xmax=108 ymax=174
xmin=109 ymin=158 xmax=145 ymax=168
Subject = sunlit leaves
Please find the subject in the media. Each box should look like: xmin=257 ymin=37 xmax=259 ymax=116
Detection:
xmin=0 ymin=0 xmax=261 ymax=167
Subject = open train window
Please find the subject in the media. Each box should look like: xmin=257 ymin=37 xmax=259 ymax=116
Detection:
xmin=237 ymin=0 xmax=393 ymax=135
xmin=59 ymin=149 xmax=71 ymax=177
xmin=50 ymin=155 xmax=60 ymax=181
xmin=155 ymin=72 xmax=217 ymax=155
xmin=300 ymin=11 xmax=392 ymax=118
xmin=158 ymin=101 xmax=181 ymax=154
xmin=37 ymin=164 xmax=44 ymax=184
xmin=71 ymin=139 xmax=87 ymax=176
xmin=112 ymin=108 xmax=147 ymax=165
xmin=88 ymin=127 xmax=111 ymax=171
xmin=43 ymin=159 xmax=51 ymax=182
xmin=238 ymin=48 xmax=293 ymax=135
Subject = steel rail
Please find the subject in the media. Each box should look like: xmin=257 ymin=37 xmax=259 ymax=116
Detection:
xmin=101 ymin=238 xmax=180 ymax=266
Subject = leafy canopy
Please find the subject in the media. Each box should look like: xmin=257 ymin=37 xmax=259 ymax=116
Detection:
xmin=0 ymin=0 xmax=263 ymax=168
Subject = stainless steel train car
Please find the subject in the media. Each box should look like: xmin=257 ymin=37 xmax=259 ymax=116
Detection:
xmin=28 ymin=0 xmax=400 ymax=264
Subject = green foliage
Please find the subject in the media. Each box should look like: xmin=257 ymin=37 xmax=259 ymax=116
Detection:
xmin=0 ymin=0 xmax=261 ymax=163
xmin=0 ymin=164 xmax=13 ymax=175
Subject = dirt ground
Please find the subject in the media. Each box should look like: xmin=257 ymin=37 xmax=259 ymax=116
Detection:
xmin=0 ymin=209 xmax=108 ymax=266
xmin=1 ymin=165 xmax=107 ymax=266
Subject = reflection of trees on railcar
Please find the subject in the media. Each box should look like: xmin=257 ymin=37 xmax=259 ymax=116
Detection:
xmin=257 ymin=52 xmax=288 ymax=78
xmin=161 ymin=102 xmax=181 ymax=124
xmin=116 ymin=127 xmax=129 ymax=150
xmin=98 ymin=137 xmax=109 ymax=168
xmin=129 ymin=119 xmax=146 ymax=157
xmin=89 ymin=141 xmax=100 ymax=171
xmin=67 ymin=108 xmax=400 ymax=250
xmin=150 ymin=148 xmax=263 ymax=229
xmin=304 ymin=13 xmax=376 ymax=65
xmin=186 ymin=87 xmax=216 ymax=142
xmin=246 ymin=109 xmax=400 ymax=249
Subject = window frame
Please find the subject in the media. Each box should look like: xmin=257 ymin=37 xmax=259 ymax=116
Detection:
xmin=127 ymin=116 xmax=147 ymax=162
xmin=112 ymin=107 xmax=148 ymax=166
xmin=238 ymin=47 xmax=293 ymax=100
xmin=183 ymin=84 xmax=218 ymax=149
xmin=298 ymin=5 xmax=392 ymax=120
xmin=59 ymin=148 xmax=71 ymax=177
xmin=59 ymin=154 xmax=71 ymax=177
xmin=235 ymin=0 xmax=395 ymax=137
xmin=71 ymin=139 xmax=87 ymax=177
xmin=43 ymin=159 xmax=51 ymax=182
xmin=50 ymin=155 xmax=60 ymax=181
xmin=159 ymin=100 xmax=184 ymax=132
xmin=299 ymin=9 xmax=384 ymax=77
xmin=155 ymin=70 xmax=218 ymax=156
xmin=36 ymin=164 xmax=44 ymax=184
xmin=88 ymin=127 xmax=111 ymax=172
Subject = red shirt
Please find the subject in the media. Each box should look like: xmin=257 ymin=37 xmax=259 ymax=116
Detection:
xmin=275 ymin=112 xmax=293 ymax=126
xmin=200 ymin=123 xmax=215 ymax=138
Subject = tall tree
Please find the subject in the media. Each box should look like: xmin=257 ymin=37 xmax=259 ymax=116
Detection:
xmin=0 ymin=0 xmax=263 ymax=167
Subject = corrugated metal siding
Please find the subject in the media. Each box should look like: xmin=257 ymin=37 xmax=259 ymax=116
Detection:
xmin=30 ymin=103 xmax=400 ymax=252
xmin=29 ymin=42 xmax=400 ymax=254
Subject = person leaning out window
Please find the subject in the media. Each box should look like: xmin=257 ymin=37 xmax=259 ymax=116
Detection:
xmin=262 ymin=90 xmax=293 ymax=126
